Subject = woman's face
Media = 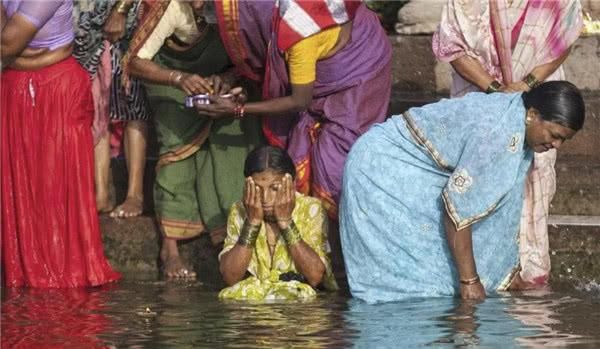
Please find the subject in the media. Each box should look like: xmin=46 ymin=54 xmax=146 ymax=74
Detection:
xmin=525 ymin=108 xmax=577 ymax=153
xmin=250 ymin=169 xmax=289 ymax=217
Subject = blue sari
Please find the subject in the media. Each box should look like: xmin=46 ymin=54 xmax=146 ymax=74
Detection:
xmin=340 ymin=92 xmax=534 ymax=303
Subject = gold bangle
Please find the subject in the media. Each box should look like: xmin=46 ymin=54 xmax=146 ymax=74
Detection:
xmin=522 ymin=73 xmax=540 ymax=89
xmin=460 ymin=275 xmax=481 ymax=285
xmin=115 ymin=0 xmax=133 ymax=15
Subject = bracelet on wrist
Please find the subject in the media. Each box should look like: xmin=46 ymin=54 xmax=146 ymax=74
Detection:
xmin=237 ymin=220 xmax=261 ymax=247
xmin=485 ymin=80 xmax=502 ymax=94
xmin=459 ymin=275 xmax=481 ymax=285
xmin=281 ymin=221 xmax=302 ymax=246
xmin=233 ymin=103 xmax=245 ymax=119
xmin=522 ymin=73 xmax=540 ymax=89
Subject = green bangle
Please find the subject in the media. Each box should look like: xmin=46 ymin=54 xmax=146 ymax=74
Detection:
xmin=485 ymin=80 xmax=502 ymax=94
xmin=237 ymin=220 xmax=261 ymax=247
xmin=281 ymin=221 xmax=302 ymax=246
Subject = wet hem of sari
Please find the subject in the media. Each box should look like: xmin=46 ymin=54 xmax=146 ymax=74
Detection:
xmin=156 ymin=121 xmax=212 ymax=169
xmin=442 ymin=189 xmax=498 ymax=230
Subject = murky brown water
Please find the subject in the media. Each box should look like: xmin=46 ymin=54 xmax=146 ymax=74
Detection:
xmin=2 ymin=278 xmax=599 ymax=348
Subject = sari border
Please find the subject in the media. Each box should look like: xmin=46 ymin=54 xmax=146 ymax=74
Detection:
xmin=442 ymin=189 xmax=498 ymax=230
xmin=156 ymin=121 xmax=213 ymax=169
xmin=216 ymin=0 xmax=261 ymax=81
xmin=121 ymin=0 xmax=172 ymax=88
xmin=402 ymin=112 xmax=451 ymax=171
xmin=497 ymin=265 xmax=521 ymax=291
xmin=159 ymin=217 xmax=206 ymax=240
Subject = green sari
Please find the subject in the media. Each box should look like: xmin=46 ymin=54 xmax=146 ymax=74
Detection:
xmin=144 ymin=26 xmax=263 ymax=239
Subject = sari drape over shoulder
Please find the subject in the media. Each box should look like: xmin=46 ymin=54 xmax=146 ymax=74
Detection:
xmin=340 ymin=93 xmax=533 ymax=303
xmin=432 ymin=0 xmax=583 ymax=285
xmin=216 ymin=0 xmax=392 ymax=218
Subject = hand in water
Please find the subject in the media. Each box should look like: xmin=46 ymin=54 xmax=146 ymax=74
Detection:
xmin=460 ymin=282 xmax=486 ymax=300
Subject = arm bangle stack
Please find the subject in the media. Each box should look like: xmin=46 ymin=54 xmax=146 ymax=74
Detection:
xmin=237 ymin=220 xmax=261 ymax=247
xmin=281 ymin=221 xmax=302 ymax=246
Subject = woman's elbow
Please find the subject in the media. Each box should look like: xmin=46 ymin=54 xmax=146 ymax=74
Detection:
xmin=306 ymin=265 xmax=325 ymax=288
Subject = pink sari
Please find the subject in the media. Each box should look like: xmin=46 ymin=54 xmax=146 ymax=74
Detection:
xmin=433 ymin=0 xmax=583 ymax=284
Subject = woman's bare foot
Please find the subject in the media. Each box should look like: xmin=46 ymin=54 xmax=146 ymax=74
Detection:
xmin=508 ymin=273 xmax=536 ymax=291
xmin=160 ymin=238 xmax=197 ymax=279
xmin=110 ymin=196 xmax=143 ymax=218
xmin=161 ymin=255 xmax=198 ymax=279
xmin=96 ymin=192 xmax=114 ymax=214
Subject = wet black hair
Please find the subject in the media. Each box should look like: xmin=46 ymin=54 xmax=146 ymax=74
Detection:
xmin=243 ymin=146 xmax=296 ymax=179
xmin=521 ymin=81 xmax=585 ymax=131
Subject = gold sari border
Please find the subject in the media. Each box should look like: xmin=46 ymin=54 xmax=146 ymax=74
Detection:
xmin=156 ymin=121 xmax=212 ymax=169
xmin=442 ymin=188 xmax=498 ymax=230
xmin=402 ymin=112 xmax=451 ymax=171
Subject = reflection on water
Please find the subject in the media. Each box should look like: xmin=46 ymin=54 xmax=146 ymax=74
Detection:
xmin=2 ymin=280 xmax=600 ymax=348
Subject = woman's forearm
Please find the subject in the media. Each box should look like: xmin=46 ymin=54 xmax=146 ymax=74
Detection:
xmin=219 ymin=245 xmax=253 ymax=286
xmin=444 ymin=210 xmax=478 ymax=280
xmin=243 ymin=83 xmax=313 ymax=117
xmin=450 ymin=55 xmax=497 ymax=91
xmin=288 ymin=242 xmax=325 ymax=287
xmin=129 ymin=56 xmax=181 ymax=86
xmin=529 ymin=49 xmax=571 ymax=82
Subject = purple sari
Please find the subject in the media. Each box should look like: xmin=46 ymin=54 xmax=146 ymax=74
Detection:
xmin=216 ymin=1 xmax=391 ymax=218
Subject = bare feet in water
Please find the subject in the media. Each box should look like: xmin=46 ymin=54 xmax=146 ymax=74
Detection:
xmin=110 ymin=196 xmax=143 ymax=218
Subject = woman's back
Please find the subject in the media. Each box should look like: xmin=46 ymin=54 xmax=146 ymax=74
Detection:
xmin=3 ymin=0 xmax=73 ymax=50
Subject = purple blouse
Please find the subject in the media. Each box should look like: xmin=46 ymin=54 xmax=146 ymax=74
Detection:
xmin=2 ymin=0 xmax=73 ymax=50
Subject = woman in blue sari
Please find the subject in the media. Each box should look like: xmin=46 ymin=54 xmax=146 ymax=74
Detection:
xmin=340 ymin=82 xmax=585 ymax=303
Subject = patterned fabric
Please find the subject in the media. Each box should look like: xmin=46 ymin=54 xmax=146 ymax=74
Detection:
xmin=275 ymin=0 xmax=360 ymax=51
xmin=73 ymin=0 xmax=150 ymax=121
xmin=340 ymin=92 xmax=534 ymax=303
xmin=219 ymin=194 xmax=338 ymax=301
xmin=432 ymin=0 xmax=583 ymax=285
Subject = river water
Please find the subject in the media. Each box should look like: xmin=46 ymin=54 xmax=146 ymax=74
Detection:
xmin=2 ymin=278 xmax=599 ymax=348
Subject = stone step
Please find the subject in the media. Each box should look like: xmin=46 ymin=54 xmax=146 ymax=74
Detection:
xmin=552 ymin=156 xmax=600 ymax=216
xmin=100 ymin=215 xmax=600 ymax=288
xmin=548 ymin=219 xmax=600 ymax=285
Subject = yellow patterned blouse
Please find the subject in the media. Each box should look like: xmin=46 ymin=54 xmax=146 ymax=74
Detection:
xmin=218 ymin=193 xmax=338 ymax=301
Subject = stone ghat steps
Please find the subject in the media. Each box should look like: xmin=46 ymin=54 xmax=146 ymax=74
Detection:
xmin=100 ymin=215 xmax=600 ymax=288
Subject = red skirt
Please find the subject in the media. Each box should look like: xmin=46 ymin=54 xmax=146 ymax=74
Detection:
xmin=1 ymin=57 xmax=121 ymax=288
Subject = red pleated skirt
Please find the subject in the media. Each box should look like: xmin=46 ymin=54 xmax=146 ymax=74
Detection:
xmin=1 ymin=57 xmax=121 ymax=288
